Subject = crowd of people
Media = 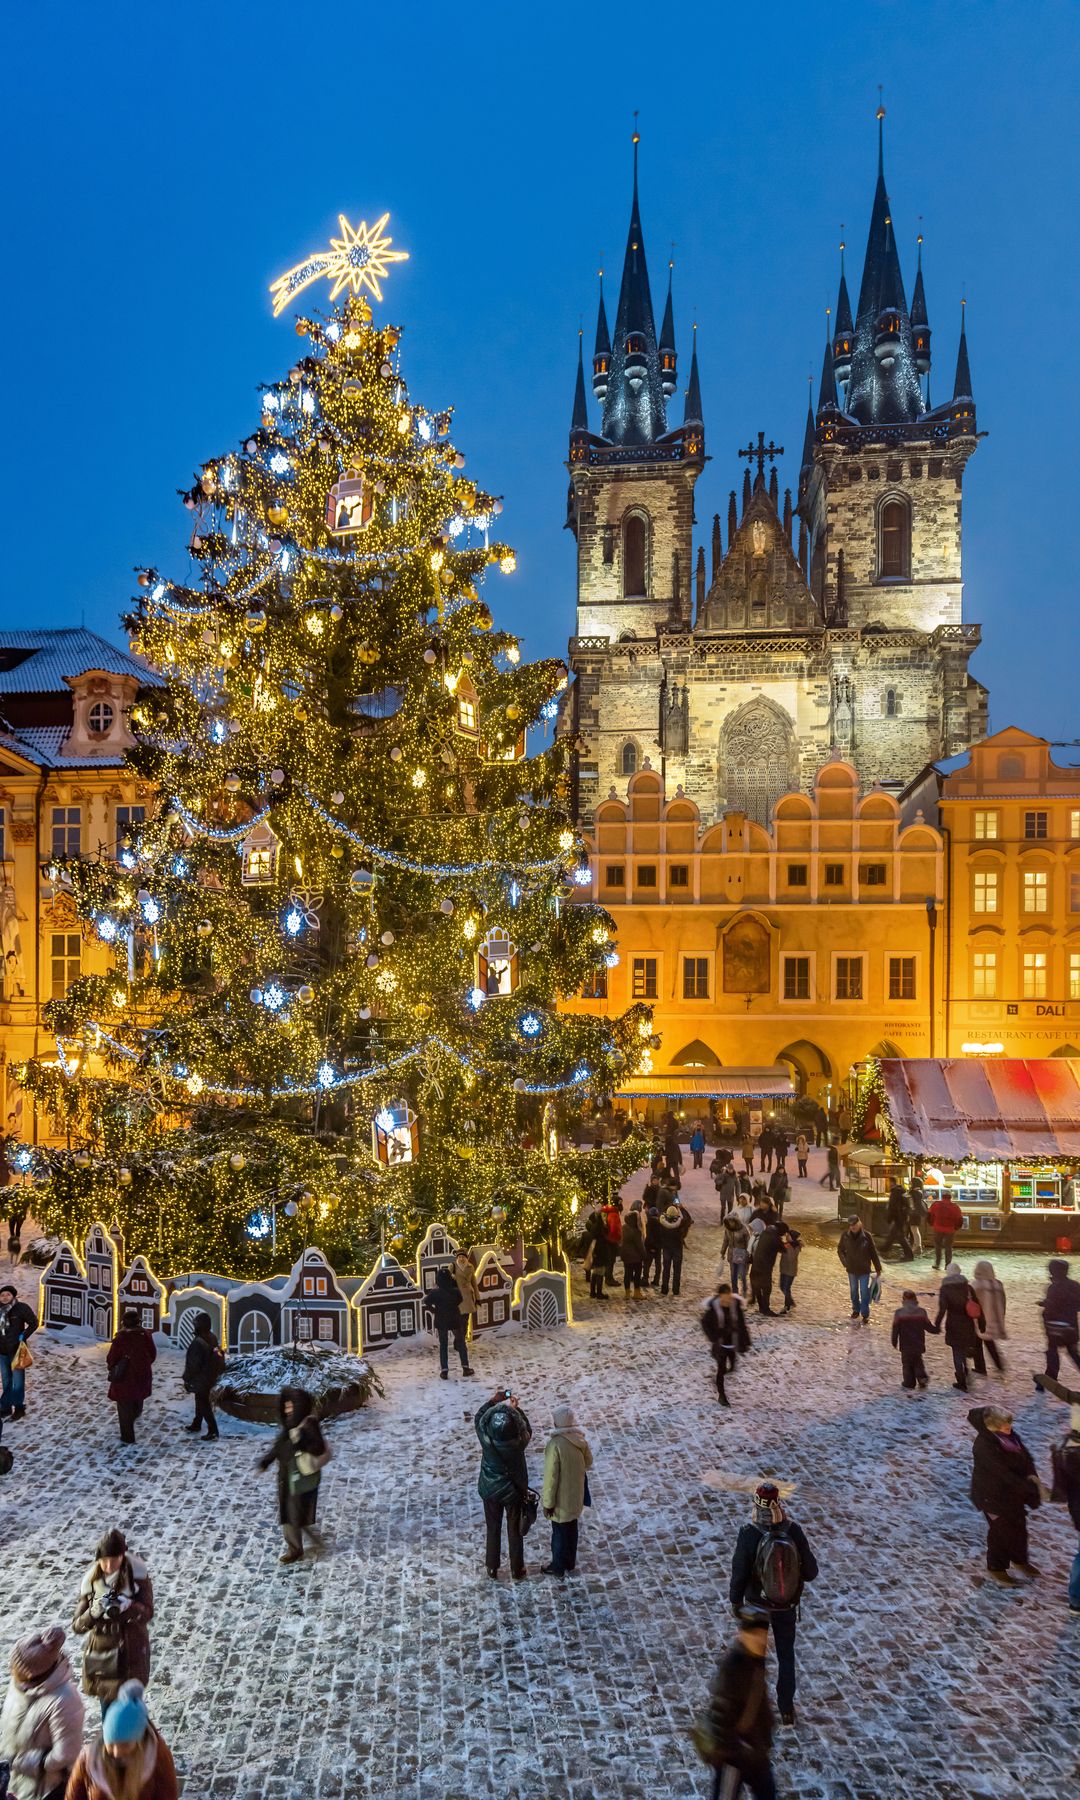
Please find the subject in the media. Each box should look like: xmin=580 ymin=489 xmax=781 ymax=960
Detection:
xmin=2 ymin=1121 xmax=1080 ymax=1800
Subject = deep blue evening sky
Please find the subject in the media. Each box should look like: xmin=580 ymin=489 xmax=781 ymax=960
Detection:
xmin=6 ymin=3 xmax=1077 ymax=737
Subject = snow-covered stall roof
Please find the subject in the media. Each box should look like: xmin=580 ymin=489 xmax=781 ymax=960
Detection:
xmin=879 ymin=1057 xmax=1080 ymax=1162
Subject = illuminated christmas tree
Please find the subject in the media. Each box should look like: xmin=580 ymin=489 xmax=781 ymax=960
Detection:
xmin=19 ymin=218 xmax=651 ymax=1275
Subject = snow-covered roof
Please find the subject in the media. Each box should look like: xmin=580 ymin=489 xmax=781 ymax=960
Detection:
xmin=0 ymin=628 xmax=159 ymax=693
xmin=879 ymin=1057 xmax=1080 ymax=1161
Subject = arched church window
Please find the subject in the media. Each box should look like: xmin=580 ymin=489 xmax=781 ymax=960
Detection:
xmin=879 ymin=497 xmax=911 ymax=580
xmin=721 ymin=701 xmax=796 ymax=828
xmin=884 ymin=689 xmax=901 ymax=717
xmin=623 ymin=513 xmax=648 ymax=598
xmin=620 ymin=741 xmax=638 ymax=777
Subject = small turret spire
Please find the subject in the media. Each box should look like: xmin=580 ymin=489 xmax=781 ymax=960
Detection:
xmin=728 ymin=490 xmax=738 ymax=543
xmin=659 ymin=252 xmax=677 ymax=399
xmin=833 ymin=231 xmax=854 ymax=393
xmin=712 ymin=512 xmax=722 ymax=580
xmin=683 ymin=323 xmax=703 ymax=425
xmin=591 ymin=269 xmax=611 ymax=402
xmin=800 ymin=374 xmax=815 ymax=477
xmin=953 ymin=298 xmax=973 ymax=400
xmin=817 ymin=319 xmax=839 ymax=413
xmin=910 ymin=227 xmax=932 ymax=392
xmin=571 ymin=330 xmax=589 ymax=433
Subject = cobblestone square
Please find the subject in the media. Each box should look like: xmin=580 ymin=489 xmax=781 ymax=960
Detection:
xmin=4 ymin=1155 xmax=1078 ymax=1799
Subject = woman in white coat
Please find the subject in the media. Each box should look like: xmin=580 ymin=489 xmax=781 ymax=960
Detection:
xmin=0 ymin=1626 xmax=84 ymax=1800
xmin=972 ymin=1259 xmax=1008 ymax=1372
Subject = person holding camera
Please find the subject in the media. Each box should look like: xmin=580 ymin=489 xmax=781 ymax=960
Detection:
xmin=71 ymin=1529 xmax=153 ymax=1720
xmin=475 ymin=1388 xmax=533 ymax=1581
xmin=256 ymin=1386 xmax=331 ymax=1565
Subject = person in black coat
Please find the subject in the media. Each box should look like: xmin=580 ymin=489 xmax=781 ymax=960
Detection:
xmin=182 ymin=1311 xmax=222 ymax=1439
xmin=257 ymin=1386 xmax=329 ymax=1564
xmin=729 ymin=1483 xmax=818 ymax=1727
xmin=643 ymin=1205 xmax=663 ymax=1289
xmin=702 ymin=1282 xmax=752 ymax=1406
xmin=934 ymin=1265 xmax=987 ymax=1390
xmin=697 ymin=1610 xmax=776 ymax=1800
xmin=890 ymin=1289 xmax=940 ymax=1389
xmin=749 ymin=1223 xmax=782 ymax=1317
xmin=0 ymin=1281 xmax=37 ymax=1420
xmin=968 ymin=1405 xmax=1041 ymax=1586
xmin=1040 ymin=1258 xmax=1080 ymax=1381
xmin=880 ymin=1184 xmax=915 ymax=1261
xmin=423 ymin=1265 xmax=475 ymax=1379
xmin=475 ymin=1391 xmax=533 ymax=1580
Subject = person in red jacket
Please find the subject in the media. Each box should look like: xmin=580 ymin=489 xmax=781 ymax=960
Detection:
xmin=106 ymin=1309 xmax=157 ymax=1444
xmin=927 ymin=1191 xmax=964 ymax=1270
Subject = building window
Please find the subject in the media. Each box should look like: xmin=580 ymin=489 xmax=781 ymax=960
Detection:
xmin=835 ymin=956 xmax=864 ymax=1000
xmin=1071 ymin=954 xmax=1080 ymax=1001
xmin=787 ymin=864 xmax=808 ymax=887
xmin=669 ymin=864 xmax=689 ymax=888
xmin=1024 ymin=811 xmax=1048 ymax=840
xmin=1023 ymin=870 xmax=1049 ymax=913
xmin=860 ymin=863 xmax=887 ymax=886
xmin=581 ymin=967 xmax=608 ymax=1000
xmin=0 ymin=811 xmax=5 ymax=862
xmin=973 ymin=810 xmax=999 ymax=841
xmin=620 ymin=741 xmax=638 ymax=776
xmin=623 ymin=513 xmax=648 ymax=598
xmin=972 ymin=950 xmax=997 ymax=998
xmin=1070 ymin=871 xmax=1080 ymax=913
xmin=824 ymin=863 xmax=845 ymax=887
xmin=50 ymin=931 xmax=81 ymax=999
xmin=604 ymin=865 xmax=625 ymax=889
xmin=1022 ymin=951 xmax=1047 ymax=999
xmin=87 ymin=700 xmax=115 ymax=737
xmin=51 ymin=807 xmax=82 ymax=858
xmin=888 ymin=956 xmax=917 ymax=1000
xmin=883 ymin=689 xmax=901 ymax=717
xmin=879 ymin=497 xmax=911 ymax=580
xmin=682 ymin=957 xmax=709 ymax=999
xmin=1071 ymin=809 xmax=1080 ymax=839
xmin=973 ymin=869 xmax=999 ymax=913
xmin=115 ymin=805 xmax=145 ymax=859
xmin=782 ymin=955 xmax=811 ymax=1000
xmin=637 ymin=865 xmax=657 ymax=888
xmin=632 ymin=957 xmax=658 ymax=1000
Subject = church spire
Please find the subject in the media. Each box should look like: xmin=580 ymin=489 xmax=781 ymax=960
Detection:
xmin=817 ymin=328 xmax=839 ymax=414
xmin=683 ymin=323 xmax=703 ymax=425
xmin=800 ymin=377 xmax=815 ymax=479
xmin=910 ymin=231 xmax=931 ymax=387
xmin=591 ymin=272 xmax=611 ymax=402
xmin=832 ymin=238 xmax=854 ymax=395
xmin=843 ymin=104 xmax=925 ymax=426
xmin=953 ymin=299 xmax=973 ymax=400
xmin=571 ymin=330 xmax=589 ymax=434
xmin=600 ymin=122 xmax=667 ymax=446
xmin=659 ymin=258 xmax=678 ymax=399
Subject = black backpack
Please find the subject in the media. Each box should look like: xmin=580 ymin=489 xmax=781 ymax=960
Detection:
xmin=753 ymin=1524 xmax=804 ymax=1608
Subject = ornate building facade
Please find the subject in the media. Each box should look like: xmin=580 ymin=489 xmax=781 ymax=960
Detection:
xmin=563 ymin=118 xmax=988 ymax=827
xmin=0 ymin=630 xmax=158 ymax=1148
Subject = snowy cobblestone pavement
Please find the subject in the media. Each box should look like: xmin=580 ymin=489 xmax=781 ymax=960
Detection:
xmin=3 ymin=1152 xmax=1079 ymax=1800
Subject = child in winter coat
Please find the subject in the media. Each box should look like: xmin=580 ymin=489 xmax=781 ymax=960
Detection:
xmin=972 ymin=1259 xmax=1007 ymax=1372
xmin=0 ymin=1626 xmax=84 ymax=1800
xmin=890 ymin=1290 xmax=940 ymax=1389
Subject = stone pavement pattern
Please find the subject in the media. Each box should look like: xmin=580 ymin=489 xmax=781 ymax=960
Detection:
xmin=3 ymin=1151 xmax=1079 ymax=1800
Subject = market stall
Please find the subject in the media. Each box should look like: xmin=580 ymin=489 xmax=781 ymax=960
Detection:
xmin=612 ymin=1066 xmax=795 ymax=1137
xmin=844 ymin=1057 xmax=1080 ymax=1251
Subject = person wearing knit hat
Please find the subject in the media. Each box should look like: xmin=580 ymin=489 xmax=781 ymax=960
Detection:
xmin=658 ymin=1202 xmax=687 ymax=1297
xmin=65 ymin=1681 xmax=178 ymax=1800
xmin=1031 ymin=1371 xmax=1080 ymax=1612
xmin=0 ymin=1627 xmax=84 ymax=1800
xmin=729 ymin=1482 xmax=818 ymax=1729
xmin=541 ymin=1403 xmax=593 ymax=1578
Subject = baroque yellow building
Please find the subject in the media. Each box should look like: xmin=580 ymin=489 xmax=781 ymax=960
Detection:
xmin=904 ymin=727 xmax=1080 ymax=1059
xmin=0 ymin=630 xmax=157 ymax=1151
xmin=565 ymin=759 xmax=943 ymax=1111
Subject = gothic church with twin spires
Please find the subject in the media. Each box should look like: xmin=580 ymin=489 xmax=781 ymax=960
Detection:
xmin=561 ymin=118 xmax=987 ymax=826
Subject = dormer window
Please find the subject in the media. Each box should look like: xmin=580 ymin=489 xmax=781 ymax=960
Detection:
xmin=88 ymin=701 xmax=115 ymax=737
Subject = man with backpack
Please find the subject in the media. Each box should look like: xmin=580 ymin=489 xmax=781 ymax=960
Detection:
xmin=729 ymin=1481 xmax=818 ymax=1727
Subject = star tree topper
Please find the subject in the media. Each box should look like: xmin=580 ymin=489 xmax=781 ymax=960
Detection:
xmin=270 ymin=212 xmax=409 ymax=315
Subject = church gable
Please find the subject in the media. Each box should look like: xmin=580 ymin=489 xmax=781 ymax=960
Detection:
xmin=699 ymin=489 xmax=817 ymax=634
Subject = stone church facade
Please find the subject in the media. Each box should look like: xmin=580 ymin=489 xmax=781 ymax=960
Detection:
xmin=562 ymin=117 xmax=988 ymax=827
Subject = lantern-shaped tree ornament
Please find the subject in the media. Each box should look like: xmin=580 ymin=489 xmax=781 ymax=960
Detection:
xmin=476 ymin=926 xmax=518 ymax=998
xmin=542 ymin=1100 xmax=559 ymax=1166
xmin=372 ymin=1100 xmax=419 ymax=1166
xmin=482 ymin=724 xmax=527 ymax=763
xmin=453 ymin=671 xmax=480 ymax=740
xmin=326 ymin=473 xmax=374 ymax=535
xmin=241 ymin=819 xmax=281 ymax=886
